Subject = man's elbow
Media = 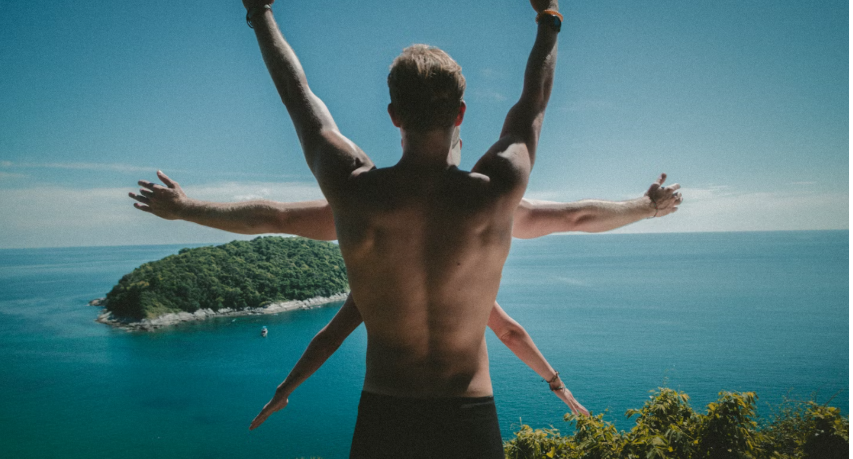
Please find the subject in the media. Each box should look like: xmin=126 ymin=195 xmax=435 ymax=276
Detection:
xmin=498 ymin=326 xmax=525 ymax=348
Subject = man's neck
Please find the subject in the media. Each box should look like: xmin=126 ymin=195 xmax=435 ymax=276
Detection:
xmin=398 ymin=127 xmax=458 ymax=169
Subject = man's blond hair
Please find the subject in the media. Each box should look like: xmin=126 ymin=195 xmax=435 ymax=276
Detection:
xmin=387 ymin=44 xmax=466 ymax=132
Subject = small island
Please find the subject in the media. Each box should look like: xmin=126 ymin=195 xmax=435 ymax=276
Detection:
xmin=93 ymin=236 xmax=349 ymax=331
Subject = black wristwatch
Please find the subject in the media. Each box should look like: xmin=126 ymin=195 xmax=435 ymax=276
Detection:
xmin=537 ymin=11 xmax=562 ymax=33
xmin=246 ymin=4 xmax=271 ymax=29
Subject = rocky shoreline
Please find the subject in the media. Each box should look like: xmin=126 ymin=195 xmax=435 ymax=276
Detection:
xmin=91 ymin=292 xmax=349 ymax=332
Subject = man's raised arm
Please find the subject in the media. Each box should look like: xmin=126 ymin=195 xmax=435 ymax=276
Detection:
xmin=244 ymin=1 xmax=372 ymax=192
xmin=472 ymin=0 xmax=561 ymax=191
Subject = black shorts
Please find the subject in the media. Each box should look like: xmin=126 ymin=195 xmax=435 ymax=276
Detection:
xmin=349 ymin=391 xmax=504 ymax=459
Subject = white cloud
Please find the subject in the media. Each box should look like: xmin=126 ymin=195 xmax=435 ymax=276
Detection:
xmin=189 ymin=181 xmax=324 ymax=203
xmin=0 ymin=172 xmax=27 ymax=179
xmin=4 ymin=161 xmax=157 ymax=173
xmin=471 ymin=88 xmax=507 ymax=102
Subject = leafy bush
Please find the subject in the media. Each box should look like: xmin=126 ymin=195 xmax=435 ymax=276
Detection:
xmin=504 ymin=388 xmax=848 ymax=459
xmin=105 ymin=237 xmax=348 ymax=319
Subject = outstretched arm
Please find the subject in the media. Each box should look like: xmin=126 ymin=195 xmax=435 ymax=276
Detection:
xmin=244 ymin=1 xmax=372 ymax=197
xmin=250 ymin=294 xmax=363 ymax=430
xmin=487 ymin=302 xmax=589 ymax=416
xmin=512 ymin=173 xmax=683 ymax=238
xmin=129 ymin=171 xmax=337 ymax=240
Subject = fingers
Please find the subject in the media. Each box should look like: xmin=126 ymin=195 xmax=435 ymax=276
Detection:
xmin=133 ymin=203 xmax=152 ymax=213
xmin=249 ymin=410 xmax=270 ymax=430
xmin=667 ymin=183 xmax=680 ymax=191
xmin=655 ymin=173 xmax=666 ymax=186
xmin=645 ymin=182 xmax=660 ymax=197
xmin=128 ymin=192 xmax=150 ymax=205
xmin=569 ymin=399 xmax=589 ymax=417
xmin=658 ymin=206 xmax=679 ymax=217
xmin=157 ymin=170 xmax=177 ymax=189
xmin=138 ymin=180 xmax=166 ymax=192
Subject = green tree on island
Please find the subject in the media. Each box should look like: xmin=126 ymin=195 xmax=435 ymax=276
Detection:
xmin=104 ymin=237 xmax=348 ymax=320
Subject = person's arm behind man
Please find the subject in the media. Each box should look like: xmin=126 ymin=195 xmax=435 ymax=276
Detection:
xmin=130 ymin=171 xmax=336 ymax=241
xmin=129 ymin=172 xmax=681 ymax=239
xmin=487 ymin=302 xmax=588 ymax=416
xmin=249 ymin=296 xmax=590 ymax=430
xmin=250 ymin=294 xmax=363 ymax=430
xmin=512 ymin=173 xmax=683 ymax=238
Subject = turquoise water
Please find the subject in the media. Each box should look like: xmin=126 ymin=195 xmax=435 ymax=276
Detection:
xmin=0 ymin=231 xmax=847 ymax=458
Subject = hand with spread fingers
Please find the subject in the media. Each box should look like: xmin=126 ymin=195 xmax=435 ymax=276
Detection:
xmin=644 ymin=173 xmax=683 ymax=218
xmin=128 ymin=170 xmax=188 ymax=221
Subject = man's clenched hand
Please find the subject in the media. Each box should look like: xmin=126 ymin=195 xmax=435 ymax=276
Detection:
xmin=644 ymin=173 xmax=683 ymax=218
xmin=530 ymin=0 xmax=558 ymax=14
xmin=129 ymin=171 xmax=189 ymax=221
xmin=243 ymin=0 xmax=273 ymax=11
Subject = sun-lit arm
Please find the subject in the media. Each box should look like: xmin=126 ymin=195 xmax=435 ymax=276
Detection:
xmin=130 ymin=171 xmax=337 ymax=240
xmin=250 ymin=295 xmax=362 ymax=430
xmin=512 ymin=173 xmax=683 ymax=238
xmin=487 ymin=302 xmax=588 ymax=415
xmin=245 ymin=1 xmax=372 ymax=198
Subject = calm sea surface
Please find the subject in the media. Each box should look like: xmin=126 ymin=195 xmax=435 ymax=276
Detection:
xmin=0 ymin=231 xmax=847 ymax=458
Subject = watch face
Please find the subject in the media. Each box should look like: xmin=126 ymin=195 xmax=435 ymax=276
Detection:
xmin=547 ymin=15 xmax=562 ymax=32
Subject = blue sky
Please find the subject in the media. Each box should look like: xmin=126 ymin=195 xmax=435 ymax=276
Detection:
xmin=0 ymin=0 xmax=848 ymax=248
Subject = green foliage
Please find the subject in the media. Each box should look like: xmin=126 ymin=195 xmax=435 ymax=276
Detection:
xmin=105 ymin=237 xmax=348 ymax=320
xmin=504 ymin=389 xmax=848 ymax=459
xmin=758 ymin=398 xmax=849 ymax=459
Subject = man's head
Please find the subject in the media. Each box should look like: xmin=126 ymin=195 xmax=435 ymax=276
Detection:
xmin=388 ymin=45 xmax=466 ymax=132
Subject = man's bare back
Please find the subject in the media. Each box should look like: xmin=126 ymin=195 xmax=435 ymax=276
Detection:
xmin=338 ymin=162 xmax=518 ymax=397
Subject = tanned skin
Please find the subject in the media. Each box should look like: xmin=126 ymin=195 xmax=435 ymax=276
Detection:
xmin=130 ymin=170 xmax=681 ymax=426
xmin=133 ymin=0 xmax=681 ymax=431
xmin=131 ymin=172 xmax=681 ymax=239
xmin=239 ymin=0 xmax=561 ymax=403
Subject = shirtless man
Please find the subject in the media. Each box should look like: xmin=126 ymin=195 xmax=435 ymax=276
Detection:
xmin=237 ymin=0 xmax=570 ymax=455
xmin=129 ymin=169 xmax=681 ymax=426
xmin=238 ymin=0 xmax=603 ymax=455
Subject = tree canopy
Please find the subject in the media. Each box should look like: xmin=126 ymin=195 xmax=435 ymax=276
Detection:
xmin=504 ymin=388 xmax=848 ymax=459
xmin=105 ymin=237 xmax=348 ymax=320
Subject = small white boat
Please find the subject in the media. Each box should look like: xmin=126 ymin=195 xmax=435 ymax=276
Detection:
xmin=260 ymin=326 xmax=268 ymax=338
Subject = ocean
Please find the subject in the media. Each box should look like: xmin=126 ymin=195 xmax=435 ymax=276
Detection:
xmin=0 ymin=231 xmax=847 ymax=458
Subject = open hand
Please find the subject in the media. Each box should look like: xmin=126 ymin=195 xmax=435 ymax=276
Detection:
xmin=249 ymin=387 xmax=289 ymax=430
xmin=644 ymin=173 xmax=682 ymax=218
xmin=129 ymin=171 xmax=188 ymax=220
